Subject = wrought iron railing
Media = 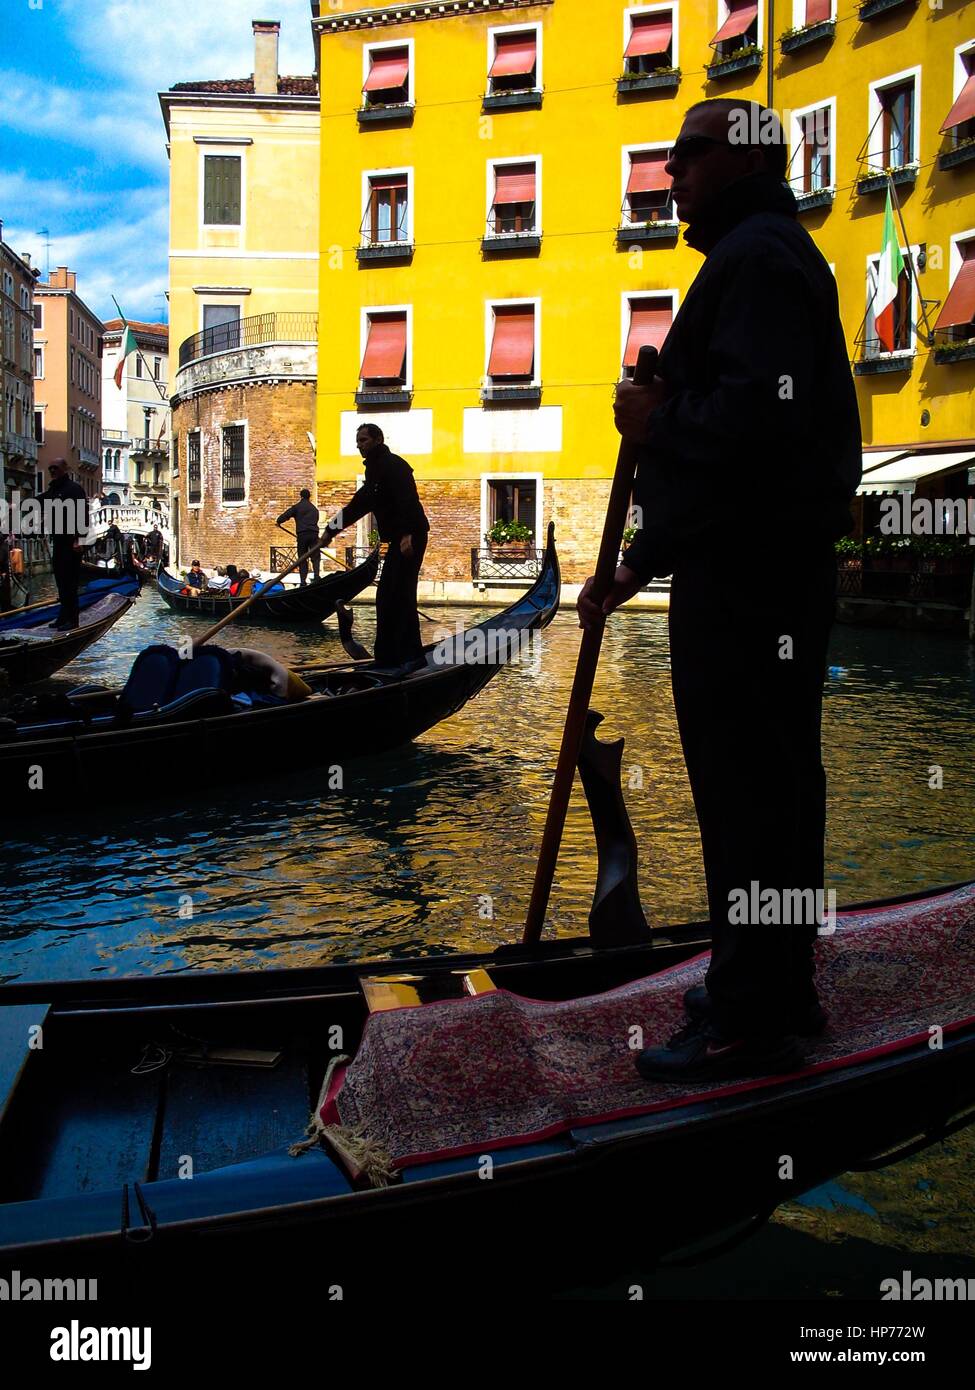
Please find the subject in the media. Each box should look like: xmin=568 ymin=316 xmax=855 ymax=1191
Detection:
xmin=178 ymin=311 xmax=318 ymax=370
xmin=471 ymin=547 xmax=544 ymax=581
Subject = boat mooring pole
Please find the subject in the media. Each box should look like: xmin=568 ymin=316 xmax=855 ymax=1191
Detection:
xmin=522 ymin=344 xmax=658 ymax=945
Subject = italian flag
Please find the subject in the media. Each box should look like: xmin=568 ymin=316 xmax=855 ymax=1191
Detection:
xmin=113 ymin=324 xmax=138 ymax=388
xmin=875 ymin=191 xmax=906 ymax=354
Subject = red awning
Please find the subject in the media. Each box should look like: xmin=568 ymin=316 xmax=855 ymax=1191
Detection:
xmin=805 ymin=0 xmax=831 ymax=23
xmin=711 ymin=1 xmax=758 ymax=45
xmin=494 ymin=165 xmax=536 ymax=204
xmin=941 ymin=73 xmax=975 ymax=132
xmin=488 ymin=309 xmax=534 ymax=376
xmin=934 ymin=255 xmax=975 ymax=330
xmin=361 ymin=316 xmax=406 ymax=378
xmin=489 ymin=32 xmax=537 ymax=78
xmin=627 ymin=151 xmax=671 ymax=195
xmin=363 ymin=49 xmax=409 ymax=93
xmin=623 ymin=302 xmax=672 ymax=366
xmin=624 ymin=15 xmax=673 ymax=58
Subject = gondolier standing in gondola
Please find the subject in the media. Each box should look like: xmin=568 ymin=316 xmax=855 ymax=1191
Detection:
xmin=320 ymin=424 xmax=430 ymax=671
xmin=579 ymin=99 xmax=861 ymax=1081
xmin=39 ymin=459 xmax=89 ymax=631
xmin=276 ymin=488 xmax=321 ymax=586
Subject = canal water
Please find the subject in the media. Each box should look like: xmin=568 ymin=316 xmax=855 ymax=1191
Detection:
xmin=1 ymin=581 xmax=973 ymax=1297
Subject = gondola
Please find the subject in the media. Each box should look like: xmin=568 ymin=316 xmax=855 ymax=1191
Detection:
xmin=0 ymin=527 xmax=560 ymax=809
xmin=0 ymin=878 xmax=971 ymax=1295
xmin=155 ymin=546 xmax=380 ymax=625
xmin=0 ymin=577 xmax=139 ymax=686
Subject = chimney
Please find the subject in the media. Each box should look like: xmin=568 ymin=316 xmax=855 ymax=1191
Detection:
xmin=49 ymin=266 xmax=77 ymax=290
xmin=21 ymin=252 xmax=31 ymax=268
xmin=253 ymin=19 xmax=280 ymax=96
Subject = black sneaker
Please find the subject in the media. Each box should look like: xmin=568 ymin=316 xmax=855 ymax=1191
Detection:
xmin=635 ymin=1018 xmax=804 ymax=1083
xmin=683 ymin=984 xmax=828 ymax=1037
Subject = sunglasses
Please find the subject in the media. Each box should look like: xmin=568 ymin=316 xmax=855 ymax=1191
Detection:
xmin=669 ymin=134 xmax=732 ymax=162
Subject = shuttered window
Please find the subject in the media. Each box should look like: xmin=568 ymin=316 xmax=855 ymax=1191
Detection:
xmin=221 ymin=425 xmax=246 ymax=502
xmin=204 ymin=155 xmax=242 ymax=226
xmin=187 ymin=432 xmax=201 ymax=504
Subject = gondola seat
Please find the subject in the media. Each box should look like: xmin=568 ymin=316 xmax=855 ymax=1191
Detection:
xmin=116 ymin=645 xmax=238 ymax=724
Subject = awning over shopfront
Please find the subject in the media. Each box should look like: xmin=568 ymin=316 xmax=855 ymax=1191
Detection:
xmin=857 ymin=450 xmax=975 ymax=495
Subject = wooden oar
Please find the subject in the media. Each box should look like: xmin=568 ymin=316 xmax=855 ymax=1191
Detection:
xmin=192 ymin=539 xmax=327 ymax=648
xmin=522 ymin=344 xmax=659 ymax=946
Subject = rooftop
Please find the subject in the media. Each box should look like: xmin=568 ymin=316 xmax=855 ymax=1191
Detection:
xmin=103 ymin=318 xmax=169 ymax=339
xmin=168 ymin=75 xmax=317 ymax=96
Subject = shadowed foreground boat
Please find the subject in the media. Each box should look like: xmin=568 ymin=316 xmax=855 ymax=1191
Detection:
xmin=0 ymin=527 xmax=560 ymax=810
xmin=155 ymin=547 xmax=379 ymax=625
xmin=0 ymin=577 xmax=139 ymax=686
xmin=0 ymin=879 xmax=970 ymax=1295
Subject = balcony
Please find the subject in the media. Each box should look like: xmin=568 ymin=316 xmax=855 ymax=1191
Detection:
xmin=794 ymin=187 xmax=834 ymax=213
xmin=3 ymin=430 xmax=38 ymax=463
xmin=482 ymin=87 xmax=543 ymax=112
xmin=932 ymin=329 xmax=975 ymax=365
xmin=854 ymin=346 xmax=914 ymax=376
xmin=780 ymin=20 xmax=835 ymax=54
xmin=357 ymin=102 xmax=414 ymax=127
xmin=356 ymin=240 xmax=414 ymax=264
xmin=858 ymin=0 xmax=917 ymax=20
xmin=616 ymin=218 xmax=679 ymax=246
xmin=938 ymin=139 xmax=975 ymax=172
xmin=616 ymin=69 xmax=681 ymax=95
xmin=471 ymin=546 xmax=544 ymax=585
xmin=175 ymin=311 xmax=317 ymax=401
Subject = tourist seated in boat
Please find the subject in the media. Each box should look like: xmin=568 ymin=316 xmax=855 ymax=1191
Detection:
xmin=207 ymin=566 xmax=232 ymax=592
xmin=181 ymin=560 xmax=206 ymax=597
xmin=230 ymin=570 xmax=255 ymax=598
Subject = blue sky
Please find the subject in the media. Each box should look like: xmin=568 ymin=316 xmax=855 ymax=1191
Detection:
xmin=1 ymin=0 xmax=316 ymax=325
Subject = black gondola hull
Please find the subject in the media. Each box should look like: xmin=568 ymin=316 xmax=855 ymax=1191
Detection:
xmin=155 ymin=548 xmax=380 ymax=625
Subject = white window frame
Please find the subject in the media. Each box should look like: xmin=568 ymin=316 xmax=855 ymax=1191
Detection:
xmin=187 ymin=427 xmax=204 ymax=509
xmin=949 ymin=40 xmax=975 ymax=147
xmin=865 ymin=242 xmax=920 ymax=360
xmin=199 ymin=146 xmax=246 ymax=237
xmin=219 ymin=420 xmax=248 ymax=508
xmin=359 ymin=303 xmax=413 ymax=391
xmin=787 ymin=97 xmax=836 ymax=196
xmin=486 ymin=154 xmax=542 ymax=237
xmin=486 ymin=20 xmax=543 ymax=94
xmin=362 ymin=36 xmax=415 ymax=109
xmin=714 ymin=0 xmax=763 ymax=52
xmin=948 ymin=226 xmax=975 ymax=283
xmin=361 ymin=165 xmax=415 ymax=247
xmin=867 ymin=67 xmax=922 ymax=173
xmin=33 ymin=344 xmax=44 ymax=379
xmin=620 ymin=290 xmax=679 ymax=374
xmin=622 ymin=4 xmax=679 ymax=69
xmin=479 ymin=472 xmax=544 ymax=547
xmin=484 ymin=297 xmax=541 ymax=388
xmin=620 ymin=141 xmax=677 ymax=226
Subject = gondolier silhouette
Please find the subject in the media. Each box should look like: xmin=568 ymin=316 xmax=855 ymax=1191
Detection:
xmin=39 ymin=459 xmax=89 ymax=631
xmin=321 ymin=423 xmax=430 ymax=671
xmin=276 ymin=488 xmax=320 ymax=585
xmin=579 ymin=99 xmax=862 ymax=1081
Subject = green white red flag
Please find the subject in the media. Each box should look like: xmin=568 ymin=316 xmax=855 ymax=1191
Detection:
xmin=113 ymin=324 xmax=139 ymax=388
xmin=874 ymin=191 xmax=906 ymax=353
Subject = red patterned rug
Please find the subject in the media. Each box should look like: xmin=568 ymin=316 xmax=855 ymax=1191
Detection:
xmin=319 ymin=884 xmax=975 ymax=1175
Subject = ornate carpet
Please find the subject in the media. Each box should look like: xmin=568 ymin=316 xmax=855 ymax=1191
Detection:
xmin=324 ymin=884 xmax=975 ymax=1172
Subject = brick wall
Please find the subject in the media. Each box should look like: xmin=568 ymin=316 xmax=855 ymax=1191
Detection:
xmin=545 ymin=478 xmax=611 ymax=584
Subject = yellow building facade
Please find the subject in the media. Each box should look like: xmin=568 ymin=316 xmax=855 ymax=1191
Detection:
xmin=314 ymin=0 xmax=974 ymax=591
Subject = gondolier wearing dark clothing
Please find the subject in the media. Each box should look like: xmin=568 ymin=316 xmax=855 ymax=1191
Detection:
xmin=579 ymin=99 xmax=861 ymax=1082
xmin=145 ymin=526 xmax=164 ymax=562
xmin=321 ymin=424 xmax=429 ymax=670
xmin=0 ymin=535 xmax=11 ymax=612
xmin=39 ymin=459 xmax=89 ymax=631
xmin=276 ymin=489 xmax=321 ymax=585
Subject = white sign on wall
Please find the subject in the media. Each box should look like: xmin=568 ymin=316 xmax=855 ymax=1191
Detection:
xmin=463 ymin=407 xmax=563 ymax=454
xmin=339 ymin=409 xmax=434 ymax=456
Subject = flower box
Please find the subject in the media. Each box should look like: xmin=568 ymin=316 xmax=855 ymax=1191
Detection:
xmin=481 ymin=232 xmax=542 ymax=254
xmin=854 ymin=354 xmax=914 ymax=376
xmin=780 ymin=20 xmax=835 ymax=53
xmin=856 ymin=165 xmax=918 ymax=195
xmin=356 ymin=242 xmax=414 ymax=263
xmin=616 ymin=220 xmax=679 ymax=245
xmin=357 ymin=103 xmax=414 ymax=127
xmin=616 ymin=70 xmax=681 ymax=93
xmin=795 ymin=187 xmax=834 ymax=212
xmin=934 ymin=340 xmax=975 ymax=365
xmin=706 ymin=48 xmax=763 ymax=79
xmin=938 ymin=141 xmax=975 ymax=171
xmin=482 ymin=89 xmax=543 ymax=112
xmin=858 ymin=0 xmax=917 ymax=20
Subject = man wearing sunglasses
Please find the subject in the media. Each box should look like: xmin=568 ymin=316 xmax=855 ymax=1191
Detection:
xmin=579 ymin=99 xmax=861 ymax=1081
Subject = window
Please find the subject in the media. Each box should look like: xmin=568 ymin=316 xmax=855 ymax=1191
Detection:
xmin=360 ymin=311 xmax=408 ymax=387
xmin=488 ymin=478 xmax=537 ymax=540
xmin=363 ymin=44 xmax=411 ymax=108
xmin=487 ymin=27 xmax=539 ymax=94
xmin=34 ymin=411 xmax=44 ymax=444
xmin=204 ymin=154 xmax=242 ymax=226
xmin=187 ymin=431 xmax=202 ymax=505
xmin=34 ymin=346 xmax=44 ymax=378
xmin=364 ymin=173 xmax=409 ymax=244
xmin=866 ymin=251 xmax=914 ymax=357
xmin=711 ymin=0 xmax=759 ymax=58
xmin=221 ymin=424 xmax=246 ymax=503
xmin=622 ymin=294 xmax=675 ymax=376
xmin=623 ymin=7 xmax=675 ymax=75
xmin=622 ymin=147 xmax=674 ymax=224
xmin=792 ymin=105 xmax=832 ymax=192
xmin=487 ymin=303 xmax=537 ymax=385
xmin=33 ymin=302 xmax=43 ymax=330
xmin=881 ymin=80 xmax=914 ymax=169
xmin=942 ymin=46 xmax=975 ymax=148
xmin=934 ymin=238 xmax=975 ymax=344
xmin=488 ymin=161 xmax=538 ymax=235
xmin=153 ymin=357 xmax=161 ymax=381
xmin=135 ymin=355 xmax=143 ymax=379
xmin=70 ymin=348 xmax=75 ymax=384
xmin=202 ymin=303 xmax=241 ymax=354
xmin=69 ymin=309 xmax=75 ymax=337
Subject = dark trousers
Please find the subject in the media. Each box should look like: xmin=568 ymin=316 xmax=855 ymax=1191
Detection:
xmin=668 ymin=541 xmax=837 ymax=1036
xmin=52 ymin=543 xmax=82 ymax=628
xmin=297 ymin=531 xmax=321 ymax=583
xmin=375 ymin=531 xmax=428 ymax=667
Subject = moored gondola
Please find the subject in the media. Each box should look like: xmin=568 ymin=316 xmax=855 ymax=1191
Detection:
xmin=155 ymin=546 xmax=380 ymax=625
xmin=0 ymin=878 xmax=970 ymax=1292
xmin=0 ymin=579 xmax=138 ymax=686
xmin=0 ymin=527 xmax=560 ymax=809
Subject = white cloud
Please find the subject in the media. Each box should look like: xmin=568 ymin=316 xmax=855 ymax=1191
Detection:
xmin=0 ymin=69 xmax=166 ymax=169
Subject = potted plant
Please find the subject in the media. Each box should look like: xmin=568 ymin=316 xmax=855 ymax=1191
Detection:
xmin=621 ymin=525 xmax=638 ymax=552
xmin=485 ymin=518 xmax=533 ymax=559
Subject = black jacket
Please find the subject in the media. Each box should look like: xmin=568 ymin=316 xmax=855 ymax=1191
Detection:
xmin=327 ymin=445 xmax=429 ymax=542
xmin=625 ymin=173 xmax=862 ymax=581
xmin=277 ymin=498 xmax=320 ymax=534
xmin=39 ymin=474 xmax=89 ymax=548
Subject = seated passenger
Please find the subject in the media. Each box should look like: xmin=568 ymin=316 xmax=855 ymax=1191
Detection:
xmin=181 ymin=559 xmax=206 ymax=597
xmin=207 ymin=566 xmax=232 ymax=592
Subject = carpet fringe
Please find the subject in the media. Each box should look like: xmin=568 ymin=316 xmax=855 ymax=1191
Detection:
xmin=288 ymin=1053 xmax=396 ymax=1187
